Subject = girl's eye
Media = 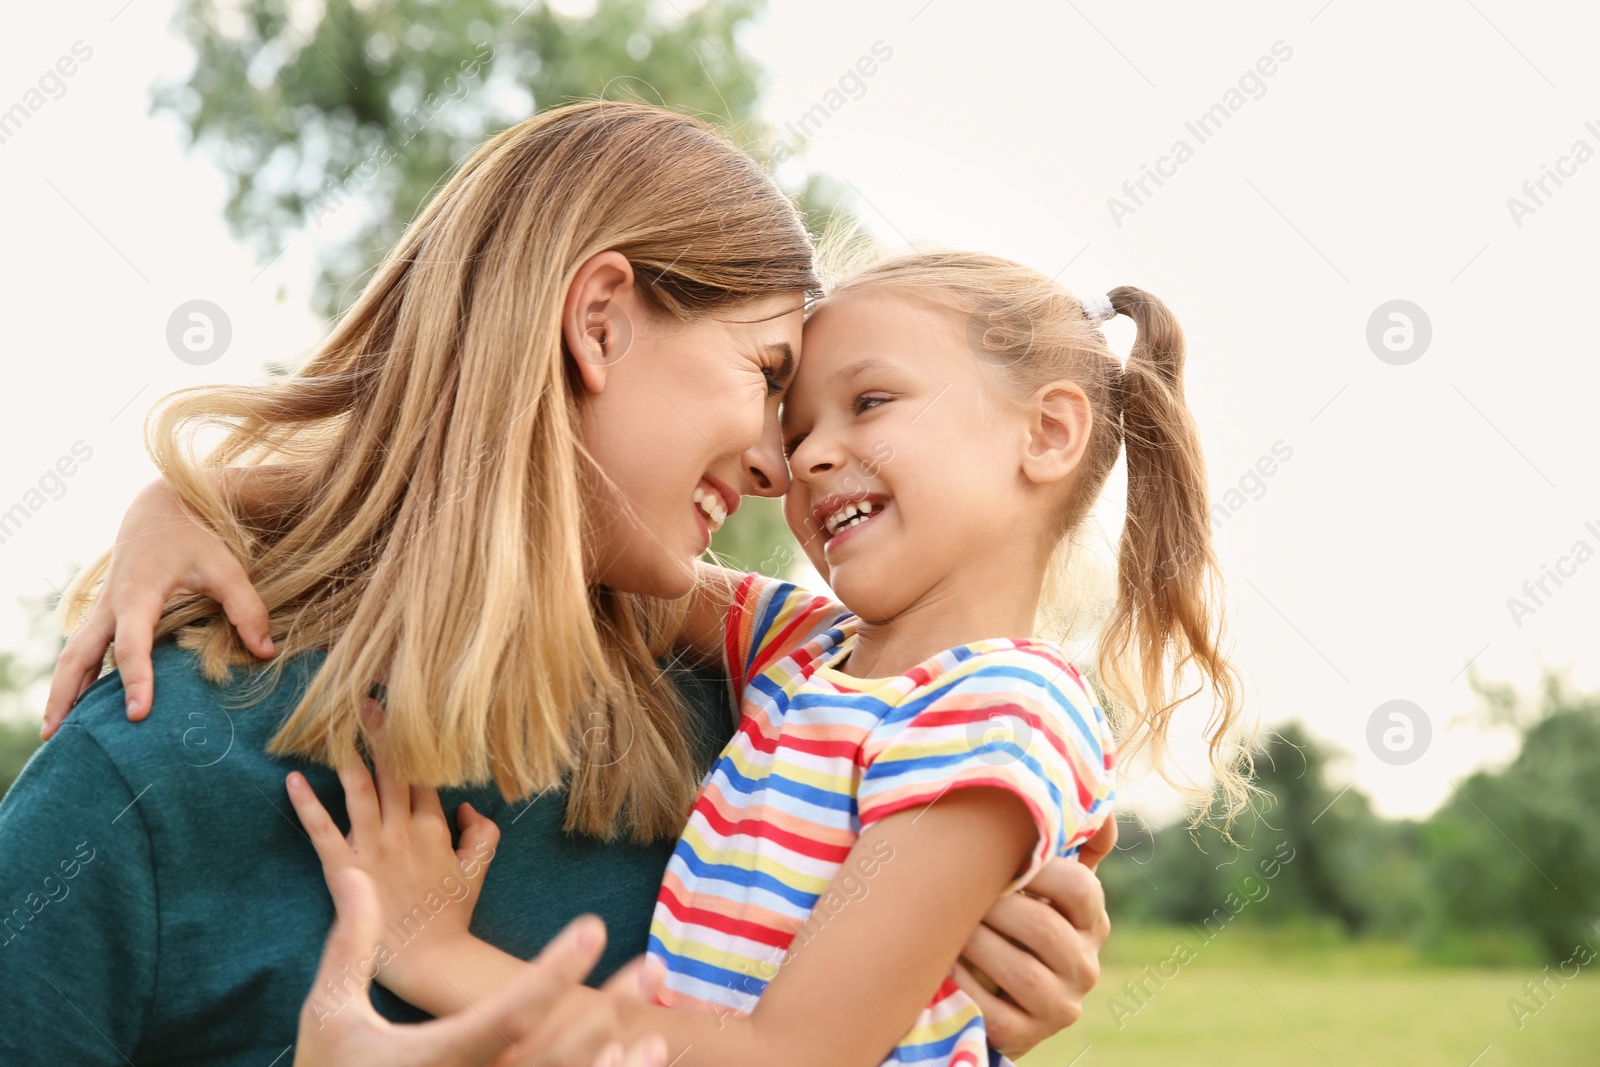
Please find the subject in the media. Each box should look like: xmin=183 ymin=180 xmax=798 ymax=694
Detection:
xmin=853 ymin=394 xmax=889 ymax=415
xmin=783 ymin=434 xmax=807 ymax=459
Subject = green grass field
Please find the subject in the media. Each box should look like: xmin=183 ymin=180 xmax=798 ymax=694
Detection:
xmin=1020 ymin=926 xmax=1600 ymax=1066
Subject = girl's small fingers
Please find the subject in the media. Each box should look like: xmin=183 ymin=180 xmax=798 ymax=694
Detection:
xmin=599 ymin=954 xmax=666 ymax=1006
xmin=371 ymin=744 xmax=412 ymax=824
xmin=302 ymin=868 xmax=382 ymax=1023
xmin=535 ymin=915 xmax=608 ymax=982
xmin=336 ymin=759 xmax=382 ymax=844
xmin=286 ymin=771 xmax=357 ymax=868
xmin=411 ymin=783 xmax=447 ymax=821
xmin=454 ymin=803 xmax=501 ymax=883
xmin=620 ymin=1037 xmax=669 ymax=1067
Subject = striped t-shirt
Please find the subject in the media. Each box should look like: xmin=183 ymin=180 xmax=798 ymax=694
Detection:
xmin=646 ymin=574 xmax=1117 ymax=1066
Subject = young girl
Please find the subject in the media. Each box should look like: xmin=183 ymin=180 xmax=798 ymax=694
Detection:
xmin=284 ymin=250 xmax=1247 ymax=1067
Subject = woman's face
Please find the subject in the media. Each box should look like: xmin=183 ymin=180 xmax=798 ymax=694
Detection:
xmin=573 ymin=282 xmax=806 ymax=599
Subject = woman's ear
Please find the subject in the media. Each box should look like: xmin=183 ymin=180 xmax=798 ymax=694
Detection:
xmin=1020 ymin=380 xmax=1094 ymax=486
xmin=562 ymin=250 xmax=638 ymax=395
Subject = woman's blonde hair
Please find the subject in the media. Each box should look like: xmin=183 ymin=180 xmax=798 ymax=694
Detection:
xmin=64 ymin=101 xmax=820 ymax=842
xmin=828 ymin=251 xmax=1252 ymax=823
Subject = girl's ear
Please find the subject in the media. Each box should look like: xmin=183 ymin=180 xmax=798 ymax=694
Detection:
xmin=1020 ymin=379 xmax=1094 ymax=486
xmin=562 ymin=250 xmax=638 ymax=395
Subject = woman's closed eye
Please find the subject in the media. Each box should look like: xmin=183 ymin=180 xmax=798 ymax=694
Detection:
xmin=763 ymin=366 xmax=787 ymax=397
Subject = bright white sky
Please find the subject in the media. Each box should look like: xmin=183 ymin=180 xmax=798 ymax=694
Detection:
xmin=2 ymin=0 xmax=1596 ymax=823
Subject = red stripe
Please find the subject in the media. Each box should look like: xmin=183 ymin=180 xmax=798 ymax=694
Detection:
xmin=735 ymin=709 xmax=780 ymax=753
xmin=733 ymin=712 xmax=865 ymax=764
xmin=902 ymin=705 xmax=1073 ymax=762
xmin=694 ymin=796 xmax=852 ymax=863
xmin=861 ymin=776 xmax=1046 ymax=832
xmin=657 ymin=884 xmax=795 ymax=950
xmin=725 ymin=573 xmax=761 ymax=702
xmin=749 ymin=594 xmax=835 ymax=680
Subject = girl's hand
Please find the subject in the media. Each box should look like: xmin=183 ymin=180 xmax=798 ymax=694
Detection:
xmin=42 ymin=478 xmax=273 ymax=738
xmin=295 ymin=867 xmax=669 ymax=1067
xmin=285 ymin=741 xmax=502 ymax=1006
xmin=956 ymin=840 xmax=1114 ymax=1059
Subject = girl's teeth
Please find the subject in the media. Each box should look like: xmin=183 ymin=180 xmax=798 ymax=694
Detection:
xmin=825 ymin=500 xmax=878 ymax=535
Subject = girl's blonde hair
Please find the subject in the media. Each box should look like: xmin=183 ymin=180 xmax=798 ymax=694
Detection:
xmin=64 ymin=101 xmax=820 ymax=842
xmin=829 ymin=251 xmax=1251 ymax=823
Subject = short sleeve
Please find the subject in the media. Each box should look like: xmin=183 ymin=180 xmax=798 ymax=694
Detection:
xmin=856 ymin=646 xmax=1115 ymax=894
xmin=0 ymin=725 xmax=157 ymax=1063
xmin=721 ymin=573 xmax=854 ymax=704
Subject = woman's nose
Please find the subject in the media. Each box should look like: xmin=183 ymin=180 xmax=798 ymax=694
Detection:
xmin=741 ymin=407 xmax=792 ymax=498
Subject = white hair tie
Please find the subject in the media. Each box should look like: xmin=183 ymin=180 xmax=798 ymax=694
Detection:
xmin=1081 ymin=294 xmax=1116 ymax=323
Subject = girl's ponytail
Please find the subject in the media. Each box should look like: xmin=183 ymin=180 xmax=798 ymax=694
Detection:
xmin=1100 ymin=286 xmax=1250 ymax=823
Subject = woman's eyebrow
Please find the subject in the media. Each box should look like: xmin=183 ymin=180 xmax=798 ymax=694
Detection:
xmin=764 ymin=341 xmax=796 ymax=384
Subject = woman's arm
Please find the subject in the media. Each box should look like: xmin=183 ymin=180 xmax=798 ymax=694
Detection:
xmin=957 ymin=837 xmax=1113 ymax=1057
xmin=43 ymin=470 xmax=289 ymax=737
xmin=288 ymin=759 xmax=1039 ymax=1067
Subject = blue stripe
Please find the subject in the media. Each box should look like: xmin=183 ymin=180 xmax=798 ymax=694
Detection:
xmin=745 ymin=581 xmax=801 ymax=679
xmin=710 ymin=757 xmax=857 ymax=812
xmin=648 ymin=934 xmax=771 ymax=998
xmin=670 ymin=840 xmax=822 ymax=910
xmin=865 ymin=745 xmax=1068 ymax=842
xmin=876 ymin=661 xmax=1105 ymax=762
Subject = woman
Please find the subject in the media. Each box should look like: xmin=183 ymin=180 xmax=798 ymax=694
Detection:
xmin=7 ymin=102 xmax=1108 ymax=1065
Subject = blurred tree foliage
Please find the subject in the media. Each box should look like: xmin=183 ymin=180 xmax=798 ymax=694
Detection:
xmin=0 ymin=649 xmax=48 ymax=800
xmin=1101 ymin=675 xmax=1600 ymax=965
xmin=159 ymin=0 xmax=771 ymax=318
xmin=155 ymin=0 xmax=854 ymax=572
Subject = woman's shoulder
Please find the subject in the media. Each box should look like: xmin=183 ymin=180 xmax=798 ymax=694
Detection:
xmin=57 ymin=639 xmax=326 ymax=763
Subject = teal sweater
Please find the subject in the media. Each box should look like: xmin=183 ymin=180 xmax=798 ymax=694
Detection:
xmin=0 ymin=642 xmax=736 ymax=1065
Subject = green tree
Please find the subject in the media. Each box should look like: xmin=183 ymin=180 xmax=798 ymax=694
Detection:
xmin=1423 ymin=674 xmax=1600 ymax=961
xmin=0 ymin=648 xmax=48 ymax=800
xmin=160 ymin=0 xmax=771 ymax=319
xmin=1102 ymin=723 xmax=1425 ymax=935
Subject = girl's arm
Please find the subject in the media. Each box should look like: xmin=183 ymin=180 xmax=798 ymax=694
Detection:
xmin=294 ymin=867 xmax=669 ymax=1067
xmin=672 ymin=562 xmax=747 ymax=666
xmin=43 ymin=470 xmax=286 ymax=736
xmin=286 ymin=759 xmax=1038 ymax=1067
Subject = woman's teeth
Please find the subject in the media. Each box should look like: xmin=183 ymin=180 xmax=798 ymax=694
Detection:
xmin=824 ymin=500 xmax=879 ymax=537
xmin=693 ymin=486 xmax=727 ymax=532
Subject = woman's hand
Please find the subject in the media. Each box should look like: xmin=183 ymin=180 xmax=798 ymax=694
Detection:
xmin=42 ymin=478 xmax=274 ymax=738
xmin=956 ymin=818 xmax=1116 ymax=1058
xmin=295 ymin=867 xmax=669 ymax=1067
xmin=285 ymin=745 xmax=501 ymax=1006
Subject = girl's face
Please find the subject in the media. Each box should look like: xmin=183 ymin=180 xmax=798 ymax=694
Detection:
xmin=780 ymin=290 xmax=1045 ymax=621
xmin=576 ymin=290 xmax=806 ymax=599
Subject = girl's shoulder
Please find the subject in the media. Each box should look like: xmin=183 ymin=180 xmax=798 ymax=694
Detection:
xmin=903 ymin=638 xmax=1112 ymax=756
xmin=920 ymin=637 xmax=1098 ymax=710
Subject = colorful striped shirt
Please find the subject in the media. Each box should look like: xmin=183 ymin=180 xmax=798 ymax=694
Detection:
xmin=647 ymin=573 xmax=1117 ymax=1066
